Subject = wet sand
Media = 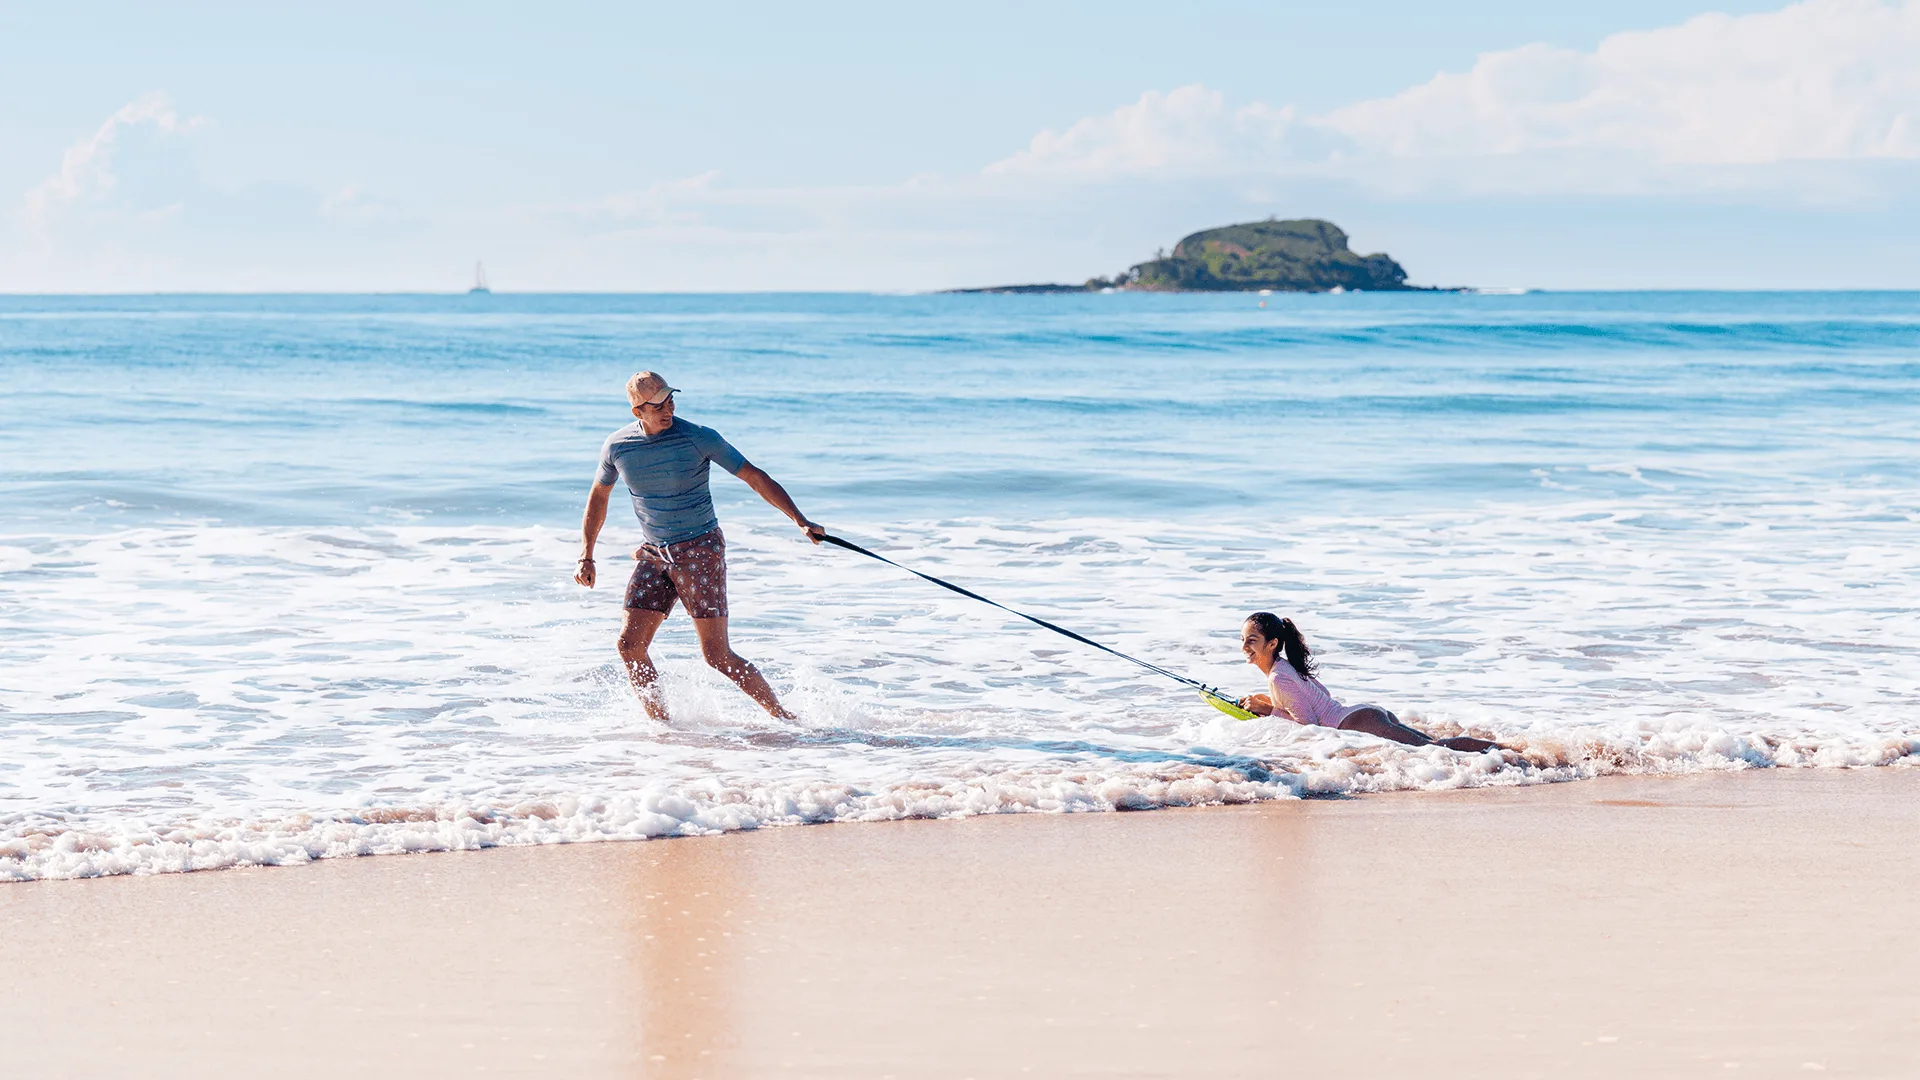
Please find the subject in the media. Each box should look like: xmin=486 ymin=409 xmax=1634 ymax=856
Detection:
xmin=2 ymin=767 xmax=1916 ymax=1079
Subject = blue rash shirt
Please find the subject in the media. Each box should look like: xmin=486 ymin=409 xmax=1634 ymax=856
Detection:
xmin=595 ymin=418 xmax=750 ymax=546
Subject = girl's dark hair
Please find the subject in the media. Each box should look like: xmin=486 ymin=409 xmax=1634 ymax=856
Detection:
xmin=1247 ymin=611 xmax=1316 ymax=679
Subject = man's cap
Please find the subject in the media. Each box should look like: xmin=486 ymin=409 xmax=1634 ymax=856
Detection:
xmin=626 ymin=371 xmax=678 ymax=407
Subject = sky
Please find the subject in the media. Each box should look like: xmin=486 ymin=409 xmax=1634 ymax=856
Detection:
xmin=3 ymin=0 xmax=1918 ymax=291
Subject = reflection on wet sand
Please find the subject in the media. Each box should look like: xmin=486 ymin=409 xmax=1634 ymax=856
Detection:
xmin=622 ymin=836 xmax=747 ymax=1078
xmin=620 ymin=805 xmax=1308 ymax=1076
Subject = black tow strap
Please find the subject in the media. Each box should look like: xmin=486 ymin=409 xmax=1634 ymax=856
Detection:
xmin=818 ymin=532 xmax=1241 ymax=705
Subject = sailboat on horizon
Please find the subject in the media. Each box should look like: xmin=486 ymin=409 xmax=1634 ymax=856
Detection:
xmin=469 ymin=261 xmax=491 ymax=295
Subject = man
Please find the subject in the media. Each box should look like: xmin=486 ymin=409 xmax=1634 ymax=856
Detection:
xmin=574 ymin=371 xmax=822 ymax=721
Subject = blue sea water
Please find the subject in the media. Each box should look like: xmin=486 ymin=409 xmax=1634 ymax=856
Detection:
xmin=2 ymin=291 xmax=1917 ymax=878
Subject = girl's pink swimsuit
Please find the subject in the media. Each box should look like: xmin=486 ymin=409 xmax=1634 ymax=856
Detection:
xmin=1265 ymin=664 xmax=1369 ymax=728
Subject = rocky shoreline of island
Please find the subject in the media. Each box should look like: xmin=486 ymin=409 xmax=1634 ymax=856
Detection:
xmin=948 ymin=217 xmax=1452 ymax=294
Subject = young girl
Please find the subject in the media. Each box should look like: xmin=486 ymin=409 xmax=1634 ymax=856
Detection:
xmin=1237 ymin=612 xmax=1503 ymax=752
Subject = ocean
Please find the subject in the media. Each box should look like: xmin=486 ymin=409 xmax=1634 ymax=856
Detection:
xmin=2 ymin=290 xmax=1916 ymax=880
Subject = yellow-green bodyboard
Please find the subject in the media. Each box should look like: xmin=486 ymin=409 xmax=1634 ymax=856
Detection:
xmin=1200 ymin=689 xmax=1258 ymax=721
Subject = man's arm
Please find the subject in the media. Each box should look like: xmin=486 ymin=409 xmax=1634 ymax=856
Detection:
xmin=576 ymin=482 xmax=614 ymax=586
xmin=735 ymin=464 xmax=824 ymax=543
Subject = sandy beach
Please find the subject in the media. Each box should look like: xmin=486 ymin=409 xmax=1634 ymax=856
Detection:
xmin=3 ymin=767 xmax=1915 ymax=1079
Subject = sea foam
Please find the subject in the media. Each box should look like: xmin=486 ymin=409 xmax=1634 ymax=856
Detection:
xmin=3 ymin=500 xmax=1914 ymax=881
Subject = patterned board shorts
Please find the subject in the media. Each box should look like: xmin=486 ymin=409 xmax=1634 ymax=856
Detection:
xmin=624 ymin=527 xmax=728 ymax=618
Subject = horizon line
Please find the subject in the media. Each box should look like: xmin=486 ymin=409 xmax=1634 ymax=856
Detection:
xmin=8 ymin=287 xmax=1920 ymax=298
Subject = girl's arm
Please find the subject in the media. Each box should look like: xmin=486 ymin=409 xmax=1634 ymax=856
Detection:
xmin=1237 ymin=693 xmax=1275 ymax=716
xmin=1256 ymin=674 xmax=1313 ymax=725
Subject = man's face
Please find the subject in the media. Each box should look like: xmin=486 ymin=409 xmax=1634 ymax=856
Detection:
xmin=634 ymin=392 xmax=676 ymax=433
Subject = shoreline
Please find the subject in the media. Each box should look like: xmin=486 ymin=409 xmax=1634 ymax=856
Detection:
xmin=4 ymin=766 xmax=1915 ymax=1078
xmin=10 ymin=742 xmax=1915 ymax=882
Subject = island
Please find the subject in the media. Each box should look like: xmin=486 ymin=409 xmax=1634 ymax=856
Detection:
xmin=949 ymin=217 xmax=1419 ymax=294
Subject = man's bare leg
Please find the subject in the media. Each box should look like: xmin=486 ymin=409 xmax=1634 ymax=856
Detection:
xmin=617 ymin=608 xmax=671 ymax=721
xmin=692 ymin=616 xmax=795 ymax=720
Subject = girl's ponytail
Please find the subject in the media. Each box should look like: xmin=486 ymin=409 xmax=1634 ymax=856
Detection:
xmin=1277 ymin=617 xmax=1316 ymax=679
xmin=1247 ymin=612 xmax=1317 ymax=678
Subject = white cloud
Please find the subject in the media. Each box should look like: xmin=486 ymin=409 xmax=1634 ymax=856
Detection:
xmin=588 ymin=170 xmax=724 ymax=223
xmin=5 ymin=94 xmax=454 ymax=291
xmin=1323 ymin=0 xmax=1920 ymax=164
xmin=979 ymin=0 xmax=1920 ymax=195
xmin=985 ymin=85 xmax=1296 ymax=179
xmin=21 ymin=92 xmax=205 ymax=228
xmin=317 ymin=183 xmax=427 ymax=227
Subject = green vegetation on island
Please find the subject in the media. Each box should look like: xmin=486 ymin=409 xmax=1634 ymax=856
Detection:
xmin=950 ymin=217 xmax=1418 ymax=294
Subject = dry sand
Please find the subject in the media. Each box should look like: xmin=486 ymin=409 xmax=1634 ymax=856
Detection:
xmin=2 ymin=767 xmax=1916 ymax=1079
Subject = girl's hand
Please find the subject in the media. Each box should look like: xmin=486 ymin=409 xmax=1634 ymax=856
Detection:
xmin=1238 ymin=693 xmax=1274 ymax=717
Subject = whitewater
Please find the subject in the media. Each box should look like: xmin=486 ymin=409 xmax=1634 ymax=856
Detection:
xmin=2 ymin=291 xmax=1916 ymax=880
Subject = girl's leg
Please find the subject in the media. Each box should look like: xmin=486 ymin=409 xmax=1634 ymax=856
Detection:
xmin=1434 ymin=733 xmax=1502 ymax=752
xmin=1338 ymin=707 xmax=1504 ymax=752
xmin=1336 ymin=706 xmax=1432 ymax=747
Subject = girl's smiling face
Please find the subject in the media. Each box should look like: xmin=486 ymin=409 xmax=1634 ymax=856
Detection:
xmin=1241 ymin=619 xmax=1279 ymax=672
